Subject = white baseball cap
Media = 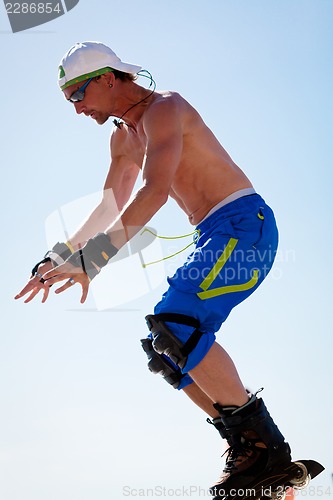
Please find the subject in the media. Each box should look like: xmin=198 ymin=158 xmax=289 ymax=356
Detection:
xmin=58 ymin=41 xmax=142 ymax=90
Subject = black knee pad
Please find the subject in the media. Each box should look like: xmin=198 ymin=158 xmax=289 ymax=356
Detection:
xmin=144 ymin=312 xmax=203 ymax=369
xmin=140 ymin=338 xmax=184 ymax=389
xmin=146 ymin=314 xmax=187 ymax=369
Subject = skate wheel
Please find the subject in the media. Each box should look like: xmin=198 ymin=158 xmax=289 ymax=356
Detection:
xmin=290 ymin=462 xmax=310 ymax=489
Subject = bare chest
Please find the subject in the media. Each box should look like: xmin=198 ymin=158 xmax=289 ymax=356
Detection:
xmin=121 ymin=125 xmax=147 ymax=167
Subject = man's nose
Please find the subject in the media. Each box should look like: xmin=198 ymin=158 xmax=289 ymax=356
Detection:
xmin=74 ymin=102 xmax=85 ymax=114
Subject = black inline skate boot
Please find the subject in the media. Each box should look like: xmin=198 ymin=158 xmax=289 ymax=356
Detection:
xmin=207 ymin=415 xmax=229 ymax=439
xmin=209 ymin=393 xmax=292 ymax=499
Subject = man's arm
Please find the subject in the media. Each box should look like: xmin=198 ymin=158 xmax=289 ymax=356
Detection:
xmin=42 ymin=96 xmax=184 ymax=301
xmin=105 ymin=97 xmax=184 ymax=249
xmin=67 ymin=132 xmax=140 ymax=250
xmin=15 ymin=130 xmax=139 ymax=303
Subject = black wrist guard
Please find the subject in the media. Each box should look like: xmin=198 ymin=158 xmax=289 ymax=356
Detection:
xmin=31 ymin=242 xmax=73 ymax=277
xmin=45 ymin=242 xmax=73 ymax=266
xmin=67 ymin=233 xmax=118 ymax=280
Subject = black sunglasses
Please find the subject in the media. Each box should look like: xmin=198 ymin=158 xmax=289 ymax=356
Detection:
xmin=68 ymin=77 xmax=94 ymax=103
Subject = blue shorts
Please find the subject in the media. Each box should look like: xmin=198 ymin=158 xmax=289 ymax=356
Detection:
xmin=152 ymin=193 xmax=279 ymax=389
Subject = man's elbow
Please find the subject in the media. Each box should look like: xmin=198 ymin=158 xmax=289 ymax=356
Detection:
xmin=156 ymin=187 xmax=169 ymax=205
xmin=143 ymin=183 xmax=169 ymax=209
xmin=149 ymin=189 xmax=169 ymax=210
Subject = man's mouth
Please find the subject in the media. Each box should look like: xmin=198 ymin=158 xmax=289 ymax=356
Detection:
xmin=84 ymin=111 xmax=96 ymax=118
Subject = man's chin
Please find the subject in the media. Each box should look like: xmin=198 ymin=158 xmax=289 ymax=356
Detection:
xmin=90 ymin=113 xmax=109 ymax=125
xmin=95 ymin=115 xmax=109 ymax=125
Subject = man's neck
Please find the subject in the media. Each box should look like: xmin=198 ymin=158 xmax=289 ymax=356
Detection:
xmin=116 ymin=82 xmax=156 ymax=129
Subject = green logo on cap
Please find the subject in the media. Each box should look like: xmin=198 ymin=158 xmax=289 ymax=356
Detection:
xmin=58 ymin=65 xmax=66 ymax=79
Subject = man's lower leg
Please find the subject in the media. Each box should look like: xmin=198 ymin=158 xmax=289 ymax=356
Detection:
xmin=182 ymin=382 xmax=220 ymax=418
xmin=188 ymin=342 xmax=249 ymax=407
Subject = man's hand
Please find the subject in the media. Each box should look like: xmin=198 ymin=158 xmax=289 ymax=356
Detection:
xmin=15 ymin=260 xmax=54 ymax=303
xmin=42 ymin=261 xmax=90 ymax=304
xmin=15 ymin=234 xmax=116 ymax=305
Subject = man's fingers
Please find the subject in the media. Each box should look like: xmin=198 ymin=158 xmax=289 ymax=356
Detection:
xmin=15 ymin=284 xmax=32 ymax=299
xmin=24 ymin=288 xmax=40 ymax=303
xmin=54 ymin=280 xmax=75 ymax=295
xmin=43 ymin=263 xmax=81 ymax=281
xmin=80 ymin=286 xmax=89 ymax=304
xmin=42 ymin=264 xmax=90 ymax=302
xmin=42 ymin=268 xmax=62 ymax=281
xmin=15 ymin=279 xmax=41 ymax=299
xmin=54 ymin=278 xmax=89 ymax=303
xmin=43 ymin=273 xmax=70 ymax=286
xmin=15 ymin=276 xmax=53 ymax=303
xmin=41 ymin=286 xmax=50 ymax=303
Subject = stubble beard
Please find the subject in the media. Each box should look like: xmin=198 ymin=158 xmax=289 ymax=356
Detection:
xmin=94 ymin=114 xmax=109 ymax=125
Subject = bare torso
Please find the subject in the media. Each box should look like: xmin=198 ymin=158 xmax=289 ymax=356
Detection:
xmin=116 ymin=90 xmax=253 ymax=225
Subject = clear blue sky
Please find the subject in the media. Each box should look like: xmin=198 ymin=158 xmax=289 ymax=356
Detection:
xmin=1 ymin=1 xmax=332 ymax=499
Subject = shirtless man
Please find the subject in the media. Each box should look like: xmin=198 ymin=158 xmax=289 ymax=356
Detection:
xmin=15 ymin=42 xmax=292 ymax=498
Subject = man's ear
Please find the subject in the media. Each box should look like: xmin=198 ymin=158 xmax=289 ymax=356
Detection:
xmin=101 ymin=71 xmax=116 ymax=87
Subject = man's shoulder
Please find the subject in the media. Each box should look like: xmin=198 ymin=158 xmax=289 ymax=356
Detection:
xmin=148 ymin=90 xmax=184 ymax=109
xmin=143 ymin=91 xmax=188 ymax=124
xmin=144 ymin=90 xmax=201 ymax=134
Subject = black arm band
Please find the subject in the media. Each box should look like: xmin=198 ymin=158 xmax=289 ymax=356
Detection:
xmin=67 ymin=233 xmax=118 ymax=280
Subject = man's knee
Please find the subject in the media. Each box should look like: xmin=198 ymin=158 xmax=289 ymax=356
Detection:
xmin=140 ymin=313 xmax=204 ymax=388
xmin=140 ymin=338 xmax=184 ymax=389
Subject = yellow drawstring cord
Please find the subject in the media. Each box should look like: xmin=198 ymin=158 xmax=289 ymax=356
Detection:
xmin=140 ymin=228 xmax=200 ymax=268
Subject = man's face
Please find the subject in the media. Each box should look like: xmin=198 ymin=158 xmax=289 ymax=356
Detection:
xmin=63 ymin=76 xmax=111 ymax=125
